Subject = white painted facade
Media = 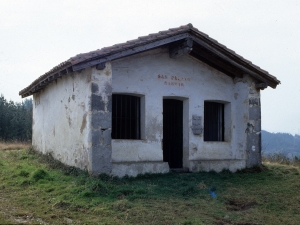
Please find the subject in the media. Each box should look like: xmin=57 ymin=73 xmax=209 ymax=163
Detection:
xmin=32 ymin=46 xmax=261 ymax=177
xmin=32 ymin=69 xmax=92 ymax=170
xmin=111 ymin=47 xmax=256 ymax=175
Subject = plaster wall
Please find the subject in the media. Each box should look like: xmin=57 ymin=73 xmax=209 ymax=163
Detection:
xmin=32 ymin=69 xmax=92 ymax=170
xmin=111 ymin=47 xmax=254 ymax=172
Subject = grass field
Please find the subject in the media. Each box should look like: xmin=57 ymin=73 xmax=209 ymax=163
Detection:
xmin=0 ymin=146 xmax=300 ymax=224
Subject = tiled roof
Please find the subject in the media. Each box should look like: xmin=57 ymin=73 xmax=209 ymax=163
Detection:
xmin=19 ymin=23 xmax=280 ymax=97
xmin=68 ymin=24 xmax=193 ymax=66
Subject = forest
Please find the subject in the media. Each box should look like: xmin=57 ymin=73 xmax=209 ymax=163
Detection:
xmin=0 ymin=94 xmax=32 ymax=141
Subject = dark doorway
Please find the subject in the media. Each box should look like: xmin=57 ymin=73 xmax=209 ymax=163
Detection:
xmin=163 ymin=99 xmax=183 ymax=168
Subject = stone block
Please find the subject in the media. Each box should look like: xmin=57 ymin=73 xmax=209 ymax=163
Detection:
xmin=102 ymin=129 xmax=111 ymax=146
xmin=91 ymin=111 xmax=112 ymax=129
xmin=91 ymin=94 xmax=105 ymax=111
xmin=92 ymin=130 xmax=101 ymax=146
xmin=246 ymin=132 xmax=261 ymax=167
xmin=249 ymin=106 xmax=261 ymax=120
xmin=107 ymin=95 xmax=112 ymax=112
xmin=89 ymin=146 xmax=112 ymax=174
xmin=254 ymin=120 xmax=261 ymax=131
xmin=91 ymin=83 xmax=99 ymax=94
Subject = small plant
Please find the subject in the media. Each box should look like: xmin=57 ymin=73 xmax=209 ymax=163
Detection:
xmin=31 ymin=169 xmax=51 ymax=181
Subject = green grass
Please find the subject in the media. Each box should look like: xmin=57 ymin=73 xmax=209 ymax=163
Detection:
xmin=0 ymin=149 xmax=300 ymax=224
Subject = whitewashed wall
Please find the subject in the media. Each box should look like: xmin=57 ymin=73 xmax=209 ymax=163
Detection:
xmin=32 ymin=69 xmax=92 ymax=170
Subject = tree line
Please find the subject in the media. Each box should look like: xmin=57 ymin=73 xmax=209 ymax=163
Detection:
xmin=0 ymin=94 xmax=32 ymax=141
xmin=262 ymin=130 xmax=300 ymax=157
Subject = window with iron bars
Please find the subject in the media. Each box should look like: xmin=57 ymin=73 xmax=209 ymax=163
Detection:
xmin=204 ymin=101 xmax=224 ymax=141
xmin=112 ymin=94 xmax=141 ymax=139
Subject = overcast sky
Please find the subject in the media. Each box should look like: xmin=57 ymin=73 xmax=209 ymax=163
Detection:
xmin=0 ymin=0 xmax=299 ymax=135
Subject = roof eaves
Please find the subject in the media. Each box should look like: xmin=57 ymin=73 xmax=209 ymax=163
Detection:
xmin=19 ymin=62 xmax=73 ymax=97
xmin=189 ymin=29 xmax=280 ymax=87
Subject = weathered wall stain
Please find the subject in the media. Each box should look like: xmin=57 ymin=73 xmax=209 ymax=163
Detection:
xmin=145 ymin=117 xmax=162 ymax=141
xmin=85 ymin=72 xmax=91 ymax=83
xmin=80 ymin=113 xmax=87 ymax=134
xmin=245 ymin=122 xmax=255 ymax=134
xmin=234 ymin=93 xmax=238 ymax=99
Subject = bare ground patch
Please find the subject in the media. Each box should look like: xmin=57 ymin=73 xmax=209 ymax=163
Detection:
xmin=226 ymin=198 xmax=257 ymax=211
xmin=0 ymin=142 xmax=30 ymax=151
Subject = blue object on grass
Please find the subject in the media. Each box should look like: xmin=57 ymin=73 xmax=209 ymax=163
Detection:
xmin=209 ymin=189 xmax=217 ymax=198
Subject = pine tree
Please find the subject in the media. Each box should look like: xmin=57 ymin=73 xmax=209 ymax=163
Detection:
xmin=0 ymin=94 xmax=32 ymax=141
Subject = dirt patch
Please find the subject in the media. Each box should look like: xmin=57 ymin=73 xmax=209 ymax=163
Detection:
xmin=215 ymin=220 xmax=259 ymax=225
xmin=53 ymin=201 xmax=71 ymax=209
xmin=226 ymin=198 xmax=257 ymax=211
xmin=0 ymin=142 xmax=30 ymax=151
xmin=237 ymin=165 xmax=268 ymax=173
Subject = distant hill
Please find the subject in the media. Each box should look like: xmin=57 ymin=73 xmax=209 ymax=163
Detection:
xmin=262 ymin=130 xmax=300 ymax=158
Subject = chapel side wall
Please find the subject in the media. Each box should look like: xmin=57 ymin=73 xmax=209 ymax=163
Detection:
xmin=111 ymin=47 xmax=250 ymax=173
xmin=32 ymin=69 xmax=92 ymax=170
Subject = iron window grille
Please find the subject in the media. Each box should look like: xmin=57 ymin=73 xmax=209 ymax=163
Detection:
xmin=204 ymin=101 xmax=224 ymax=141
xmin=112 ymin=94 xmax=141 ymax=139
